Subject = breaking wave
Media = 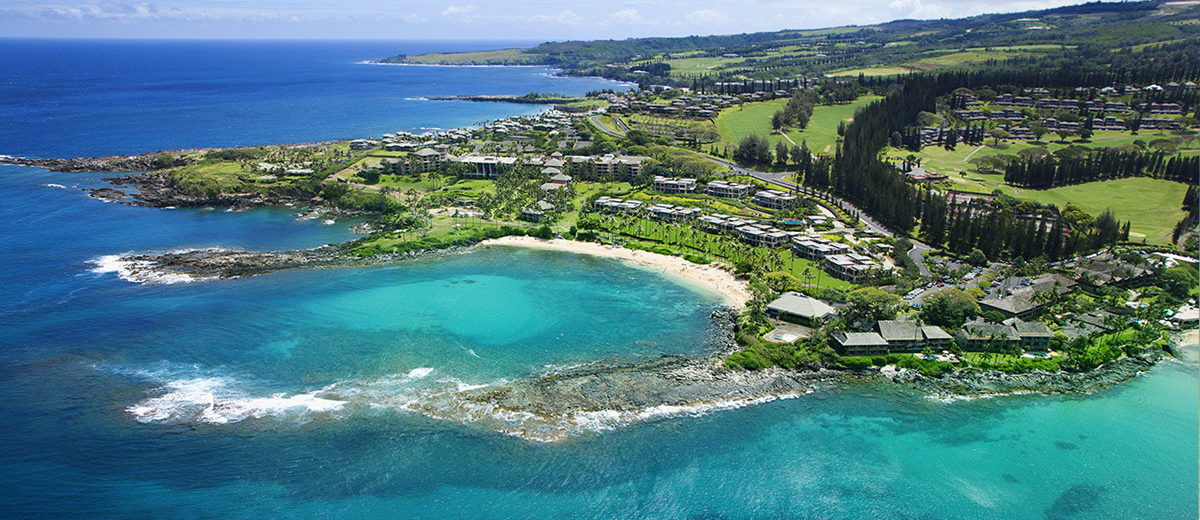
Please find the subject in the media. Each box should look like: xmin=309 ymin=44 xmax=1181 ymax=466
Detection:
xmin=89 ymin=250 xmax=219 ymax=285
xmin=116 ymin=362 xmax=810 ymax=441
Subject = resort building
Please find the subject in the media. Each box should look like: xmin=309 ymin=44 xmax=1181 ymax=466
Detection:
xmin=413 ymin=148 xmax=443 ymax=171
xmin=653 ymin=176 xmax=698 ymax=194
xmin=954 ymin=320 xmax=1021 ymax=351
xmin=833 ymin=332 xmax=890 ymax=356
xmin=593 ymin=196 xmax=644 ymax=213
xmin=1011 ymin=319 xmax=1054 ymax=351
xmin=546 ymin=154 xmax=647 ymax=179
xmin=921 ymin=326 xmax=954 ymax=349
xmin=518 ymin=200 xmax=555 ymax=223
xmin=753 ymin=189 xmax=799 ymax=210
xmin=705 ymin=180 xmax=754 ymax=199
xmin=455 ymin=154 xmax=518 ymax=179
xmin=766 ymin=292 xmax=836 ymax=326
xmin=697 ymin=214 xmax=758 ymax=234
xmin=874 ymin=321 xmax=924 ymax=351
xmin=384 ymin=142 xmax=419 ymax=152
xmin=791 ymin=235 xmax=852 ymax=260
xmin=736 ymin=224 xmax=791 ymax=248
xmin=350 ymin=139 xmax=377 ymax=150
xmin=872 ymin=321 xmax=955 ymax=353
xmin=979 ymin=273 xmax=1076 ymax=319
xmin=647 ymin=204 xmax=703 ymax=221
xmin=824 ymin=254 xmax=878 ymax=282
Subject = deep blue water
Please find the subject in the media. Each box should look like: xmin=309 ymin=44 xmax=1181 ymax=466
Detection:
xmin=0 ymin=40 xmax=1196 ymax=519
xmin=0 ymin=39 xmax=630 ymax=158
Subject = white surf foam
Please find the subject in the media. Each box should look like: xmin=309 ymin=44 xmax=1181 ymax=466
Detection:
xmin=88 ymin=250 xmax=221 ymax=285
xmin=127 ymin=375 xmax=346 ymax=425
xmin=118 ymin=361 xmax=812 ymax=441
xmin=43 ymin=183 xmax=67 ymax=189
xmin=406 ymin=367 xmax=434 ymax=379
xmin=924 ymin=389 xmax=1038 ymax=403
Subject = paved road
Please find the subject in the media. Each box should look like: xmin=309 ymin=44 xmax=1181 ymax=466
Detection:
xmin=587 ymin=114 xmax=626 ymax=138
xmin=702 ymin=155 xmax=934 ymax=276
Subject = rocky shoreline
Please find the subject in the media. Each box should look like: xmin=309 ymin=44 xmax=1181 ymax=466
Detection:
xmin=454 ymin=350 xmax=1166 ymax=426
xmin=109 ymin=241 xmax=486 ymax=282
xmin=1 ymin=152 xmax=186 ymax=172
xmin=436 ymin=308 xmax=1174 ymax=431
xmin=93 ymin=243 xmax=1181 ymax=440
xmin=105 ymin=172 xmax=316 ymax=209
xmin=885 ymin=350 xmax=1162 ymax=398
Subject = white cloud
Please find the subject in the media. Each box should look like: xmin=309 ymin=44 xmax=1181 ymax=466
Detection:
xmin=887 ymin=0 xmax=950 ymax=19
xmin=685 ymin=9 xmax=726 ymax=24
xmin=531 ymin=10 xmax=581 ymax=25
xmin=441 ymin=4 xmax=476 ymax=18
xmin=609 ymin=8 xmax=644 ymax=25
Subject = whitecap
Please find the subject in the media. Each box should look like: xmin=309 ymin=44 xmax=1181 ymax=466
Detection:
xmin=43 ymin=183 xmax=67 ymax=189
xmin=406 ymin=367 xmax=434 ymax=379
xmin=88 ymin=253 xmax=207 ymax=285
xmin=128 ymin=375 xmax=346 ymax=425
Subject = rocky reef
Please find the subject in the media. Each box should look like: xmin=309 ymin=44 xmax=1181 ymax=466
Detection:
xmin=888 ymin=350 xmax=1162 ymax=398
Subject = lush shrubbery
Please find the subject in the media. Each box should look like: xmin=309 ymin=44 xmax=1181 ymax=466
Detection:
xmin=204 ymin=148 xmax=264 ymax=161
xmin=724 ymin=337 xmax=839 ymax=371
xmin=897 ymin=356 xmax=952 ymax=377
xmin=349 ymin=226 xmax=528 ymax=257
xmin=333 ymin=189 xmax=404 ymax=213
xmin=840 ymin=356 xmax=873 ymax=370
xmin=966 ymin=355 xmax=1060 ymax=373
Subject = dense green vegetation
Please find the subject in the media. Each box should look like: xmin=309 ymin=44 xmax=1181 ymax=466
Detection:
xmin=387 ymin=1 xmax=1200 ymax=87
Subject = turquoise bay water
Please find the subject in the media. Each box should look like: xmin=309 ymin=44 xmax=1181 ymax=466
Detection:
xmin=1 ymin=163 xmax=1196 ymax=520
xmin=0 ymin=39 xmax=1195 ymax=518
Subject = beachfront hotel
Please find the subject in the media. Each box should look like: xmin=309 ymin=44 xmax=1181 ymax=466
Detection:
xmin=705 ymin=180 xmax=754 ymax=199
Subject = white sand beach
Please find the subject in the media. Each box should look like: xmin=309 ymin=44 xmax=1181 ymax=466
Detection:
xmin=480 ymin=236 xmax=751 ymax=307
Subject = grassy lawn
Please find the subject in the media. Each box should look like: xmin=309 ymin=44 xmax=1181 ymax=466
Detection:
xmin=559 ymin=182 xmax=634 ymax=227
xmin=170 ymin=160 xmax=251 ymax=190
xmin=1008 ymin=178 xmax=1190 ymax=242
xmin=716 ymin=95 xmax=880 ymax=155
xmin=645 ymin=56 xmax=745 ymax=76
xmin=826 ymin=66 xmax=917 ymax=77
xmin=962 ymin=352 xmax=1025 ymax=364
xmin=401 ymin=48 xmax=538 ymax=65
xmin=885 ymin=130 xmax=1198 ymax=190
xmin=906 ymin=49 xmax=1040 ymax=70
xmin=592 ymin=115 xmax=625 ymax=136
xmin=883 ymin=129 xmax=1197 ymax=241
xmin=580 ymin=214 xmax=858 ymax=291
xmin=561 ymin=99 xmax=610 ymax=111
xmin=784 ymin=96 xmax=881 ymax=154
xmin=623 ymin=189 xmax=760 ymax=216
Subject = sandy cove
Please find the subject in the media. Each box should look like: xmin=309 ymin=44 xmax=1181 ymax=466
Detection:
xmin=480 ymin=236 xmax=751 ymax=308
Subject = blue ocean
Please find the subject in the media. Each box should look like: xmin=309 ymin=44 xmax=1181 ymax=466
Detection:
xmin=0 ymin=40 xmax=1196 ymax=519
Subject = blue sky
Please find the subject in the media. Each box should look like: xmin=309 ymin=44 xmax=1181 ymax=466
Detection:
xmin=0 ymin=0 xmax=1088 ymax=40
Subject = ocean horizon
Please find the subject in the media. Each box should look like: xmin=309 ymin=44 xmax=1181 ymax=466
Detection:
xmin=0 ymin=38 xmax=632 ymax=158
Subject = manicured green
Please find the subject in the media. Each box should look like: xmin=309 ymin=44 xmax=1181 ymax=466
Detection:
xmin=716 ymin=95 xmax=881 ymax=155
xmin=1011 ymin=178 xmax=1191 ymax=242
xmin=826 ymin=66 xmax=917 ymax=77
xmin=886 ymin=131 xmax=1198 ymax=242
xmin=398 ymin=48 xmax=538 ymax=65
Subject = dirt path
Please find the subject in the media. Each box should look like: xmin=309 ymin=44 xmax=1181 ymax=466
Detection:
xmin=962 ymin=145 xmax=986 ymax=162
